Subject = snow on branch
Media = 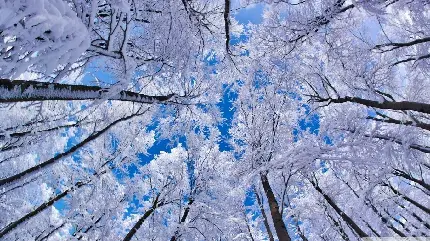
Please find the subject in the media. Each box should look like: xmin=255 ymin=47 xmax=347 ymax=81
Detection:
xmin=0 ymin=0 xmax=90 ymax=78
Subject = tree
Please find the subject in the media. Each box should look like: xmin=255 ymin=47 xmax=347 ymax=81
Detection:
xmin=1 ymin=0 xmax=430 ymax=240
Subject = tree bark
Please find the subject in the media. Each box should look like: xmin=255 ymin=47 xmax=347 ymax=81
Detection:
xmin=260 ymin=173 xmax=291 ymax=241
xmin=365 ymin=199 xmax=406 ymax=237
xmin=318 ymin=96 xmax=430 ymax=115
xmin=254 ymin=188 xmax=275 ymax=241
xmin=0 ymin=181 xmax=87 ymax=238
xmin=223 ymin=0 xmax=231 ymax=53
xmin=310 ymin=180 xmax=368 ymax=238
xmin=326 ymin=212 xmax=349 ymax=241
xmin=0 ymin=111 xmax=142 ymax=187
xmin=243 ymin=211 xmax=256 ymax=241
xmin=122 ymin=194 xmax=163 ymax=241
xmin=393 ymin=169 xmax=430 ymax=192
xmin=170 ymin=199 xmax=194 ymax=241
xmin=386 ymin=184 xmax=430 ymax=215
xmin=0 ymin=79 xmax=178 ymax=104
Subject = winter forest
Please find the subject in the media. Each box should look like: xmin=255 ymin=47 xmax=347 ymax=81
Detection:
xmin=0 ymin=0 xmax=429 ymax=240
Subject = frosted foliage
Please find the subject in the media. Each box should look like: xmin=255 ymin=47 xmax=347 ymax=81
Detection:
xmin=0 ymin=0 xmax=90 ymax=77
xmin=1 ymin=1 xmax=430 ymax=241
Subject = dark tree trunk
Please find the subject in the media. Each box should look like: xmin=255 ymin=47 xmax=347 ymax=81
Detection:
xmin=0 ymin=181 xmax=87 ymax=238
xmin=365 ymin=199 xmax=406 ymax=237
xmin=0 ymin=111 xmax=142 ymax=187
xmin=122 ymin=195 xmax=163 ymax=241
xmin=260 ymin=173 xmax=291 ymax=241
xmin=170 ymin=199 xmax=194 ymax=241
xmin=223 ymin=0 xmax=231 ymax=53
xmin=254 ymin=188 xmax=275 ymax=241
xmin=386 ymin=184 xmax=430 ymax=215
xmin=243 ymin=211 xmax=256 ymax=241
xmin=0 ymin=79 xmax=177 ymax=104
xmin=310 ymin=180 xmax=368 ymax=238
xmin=318 ymin=96 xmax=430 ymax=115
xmin=326 ymin=212 xmax=349 ymax=241
xmin=392 ymin=169 xmax=430 ymax=192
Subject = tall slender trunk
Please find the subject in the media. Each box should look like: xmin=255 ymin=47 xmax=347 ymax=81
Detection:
xmin=254 ymin=188 xmax=275 ymax=241
xmin=326 ymin=212 xmax=349 ymax=241
xmin=319 ymin=95 xmax=430 ymax=115
xmin=0 ymin=181 xmax=87 ymax=238
xmin=396 ymin=202 xmax=430 ymax=230
xmin=0 ymin=79 xmax=177 ymax=104
xmin=260 ymin=173 xmax=291 ymax=241
xmin=243 ymin=211 xmax=256 ymax=241
xmin=386 ymin=184 xmax=430 ymax=215
xmin=392 ymin=169 xmax=430 ymax=192
xmin=309 ymin=180 xmax=368 ymax=238
xmin=0 ymin=111 xmax=142 ymax=187
xmin=223 ymin=0 xmax=231 ymax=53
xmin=365 ymin=199 xmax=406 ymax=237
xmin=122 ymin=194 xmax=163 ymax=241
xmin=170 ymin=199 xmax=194 ymax=241
xmin=362 ymin=219 xmax=380 ymax=237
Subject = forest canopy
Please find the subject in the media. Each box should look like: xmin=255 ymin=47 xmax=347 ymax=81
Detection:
xmin=0 ymin=0 xmax=429 ymax=240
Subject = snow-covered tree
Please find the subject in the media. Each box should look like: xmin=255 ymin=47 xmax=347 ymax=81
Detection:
xmin=1 ymin=0 xmax=429 ymax=240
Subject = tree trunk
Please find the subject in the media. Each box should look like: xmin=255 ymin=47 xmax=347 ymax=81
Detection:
xmin=260 ymin=173 xmax=291 ymax=241
xmin=254 ymin=188 xmax=275 ymax=241
xmin=326 ymin=212 xmax=349 ymax=241
xmin=393 ymin=169 xmax=430 ymax=192
xmin=310 ymin=180 xmax=368 ymax=238
xmin=396 ymin=202 xmax=430 ymax=230
xmin=243 ymin=211 xmax=256 ymax=241
xmin=122 ymin=194 xmax=163 ymax=241
xmin=365 ymin=199 xmax=406 ymax=237
xmin=386 ymin=184 xmax=430 ymax=215
xmin=0 ymin=111 xmax=142 ymax=187
xmin=323 ymin=96 xmax=430 ymax=115
xmin=170 ymin=199 xmax=194 ymax=241
xmin=0 ymin=181 xmax=87 ymax=238
xmin=0 ymin=79 xmax=177 ymax=104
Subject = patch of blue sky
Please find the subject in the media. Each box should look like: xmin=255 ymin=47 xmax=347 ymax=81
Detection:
xmin=80 ymin=61 xmax=117 ymax=87
xmin=244 ymin=186 xmax=256 ymax=208
xmin=234 ymin=3 xmax=264 ymax=25
xmin=53 ymin=195 xmax=68 ymax=215
xmin=217 ymin=83 xmax=238 ymax=152
xmin=293 ymin=103 xmax=320 ymax=142
xmin=120 ymin=117 xmax=189 ymax=219
xmin=53 ymin=125 xmax=91 ymax=214
xmin=124 ymin=194 xmax=147 ymax=218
